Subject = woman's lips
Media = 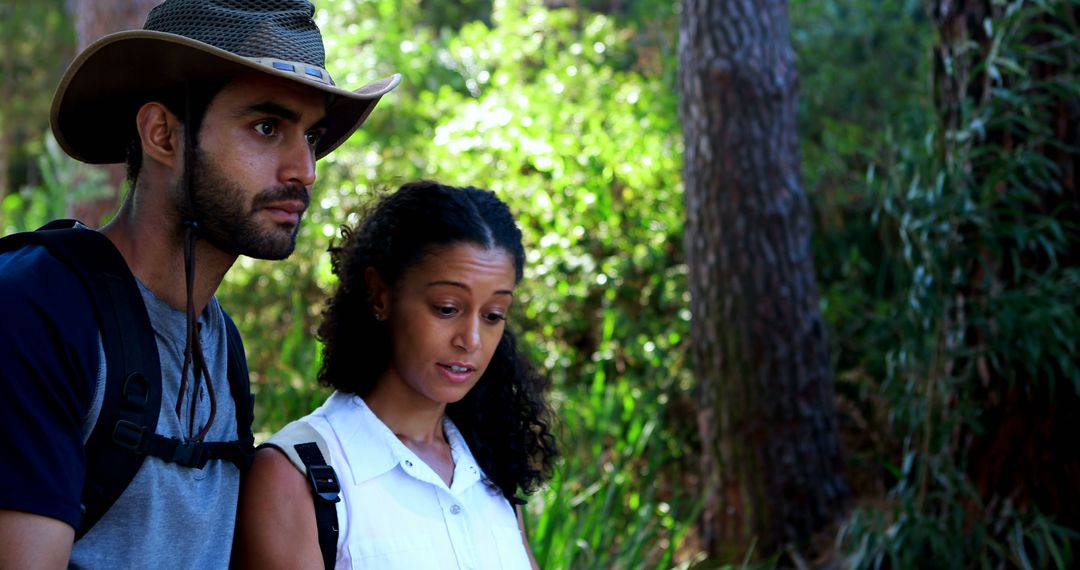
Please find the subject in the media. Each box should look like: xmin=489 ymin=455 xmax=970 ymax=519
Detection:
xmin=438 ymin=362 xmax=475 ymax=383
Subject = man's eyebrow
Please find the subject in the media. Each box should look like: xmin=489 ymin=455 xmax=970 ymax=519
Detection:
xmin=236 ymin=102 xmax=328 ymax=130
xmin=237 ymin=102 xmax=301 ymax=122
xmin=427 ymin=280 xmax=514 ymax=296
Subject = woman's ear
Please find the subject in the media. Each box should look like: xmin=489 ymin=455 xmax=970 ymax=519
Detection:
xmin=365 ymin=267 xmax=390 ymax=320
xmin=135 ymin=101 xmax=183 ymax=169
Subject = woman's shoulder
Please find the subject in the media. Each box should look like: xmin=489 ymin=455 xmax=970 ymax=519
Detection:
xmin=234 ymin=445 xmax=323 ymax=568
xmin=309 ymin=391 xmax=388 ymax=442
xmin=272 ymin=391 xmax=367 ymax=438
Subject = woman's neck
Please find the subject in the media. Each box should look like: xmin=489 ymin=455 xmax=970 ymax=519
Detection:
xmin=363 ymin=382 xmax=448 ymax=444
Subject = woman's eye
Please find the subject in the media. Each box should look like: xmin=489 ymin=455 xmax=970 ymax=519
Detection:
xmin=485 ymin=312 xmax=507 ymax=323
xmin=435 ymin=306 xmax=457 ymax=316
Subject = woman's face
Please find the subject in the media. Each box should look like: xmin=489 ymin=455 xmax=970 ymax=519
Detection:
xmin=374 ymin=243 xmax=517 ymax=408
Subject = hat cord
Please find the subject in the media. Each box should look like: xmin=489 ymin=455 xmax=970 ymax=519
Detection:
xmin=174 ymin=82 xmax=217 ymax=442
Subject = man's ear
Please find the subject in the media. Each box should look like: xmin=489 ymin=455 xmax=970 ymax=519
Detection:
xmin=365 ymin=267 xmax=390 ymax=320
xmin=134 ymin=102 xmax=183 ymax=169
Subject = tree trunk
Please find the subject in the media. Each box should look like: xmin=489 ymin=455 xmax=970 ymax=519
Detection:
xmin=66 ymin=0 xmax=157 ymax=227
xmin=677 ymin=0 xmax=850 ymax=560
xmin=929 ymin=0 xmax=1080 ymax=532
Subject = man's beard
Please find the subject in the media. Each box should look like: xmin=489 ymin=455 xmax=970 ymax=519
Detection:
xmin=183 ymin=149 xmax=309 ymax=260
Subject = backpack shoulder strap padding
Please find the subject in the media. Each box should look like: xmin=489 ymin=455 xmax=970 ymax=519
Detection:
xmin=0 ymin=220 xmax=256 ymax=539
xmin=261 ymin=421 xmax=340 ymax=570
xmin=221 ymin=311 xmax=256 ymax=472
xmin=0 ymin=221 xmax=166 ymax=539
xmin=262 ymin=420 xmax=332 ymax=471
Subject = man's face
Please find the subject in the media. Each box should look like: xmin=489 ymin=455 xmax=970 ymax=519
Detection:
xmin=184 ymin=74 xmax=327 ymax=260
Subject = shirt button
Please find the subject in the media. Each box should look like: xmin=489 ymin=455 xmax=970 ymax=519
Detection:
xmin=404 ymin=460 xmax=413 ymax=468
xmin=450 ymin=505 xmax=462 ymax=515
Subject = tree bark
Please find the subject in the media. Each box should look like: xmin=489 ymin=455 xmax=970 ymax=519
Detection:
xmin=66 ymin=0 xmax=157 ymax=227
xmin=677 ymin=0 xmax=850 ymax=559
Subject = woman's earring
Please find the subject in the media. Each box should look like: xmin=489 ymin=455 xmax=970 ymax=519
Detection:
xmin=373 ymin=312 xmax=383 ymax=321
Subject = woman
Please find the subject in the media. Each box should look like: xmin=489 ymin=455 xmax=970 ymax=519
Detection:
xmin=235 ymin=181 xmax=558 ymax=569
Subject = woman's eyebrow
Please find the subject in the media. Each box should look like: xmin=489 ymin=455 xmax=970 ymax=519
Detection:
xmin=427 ymin=280 xmax=514 ymax=296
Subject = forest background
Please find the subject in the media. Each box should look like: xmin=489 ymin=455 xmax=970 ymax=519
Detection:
xmin=1 ymin=0 xmax=1077 ymax=568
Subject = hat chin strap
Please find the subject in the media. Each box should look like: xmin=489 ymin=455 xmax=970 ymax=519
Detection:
xmin=176 ymin=82 xmax=217 ymax=442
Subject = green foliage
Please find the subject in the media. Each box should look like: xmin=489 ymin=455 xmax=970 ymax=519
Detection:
xmin=530 ymin=372 xmax=699 ymax=569
xmin=0 ymin=134 xmax=110 ymax=234
xmin=792 ymin=0 xmax=934 ymax=383
xmin=829 ymin=0 xmax=1080 ymax=567
xmin=0 ymin=0 xmax=74 ymax=195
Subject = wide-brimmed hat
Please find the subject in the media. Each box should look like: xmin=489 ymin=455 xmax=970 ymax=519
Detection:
xmin=50 ymin=0 xmax=401 ymax=164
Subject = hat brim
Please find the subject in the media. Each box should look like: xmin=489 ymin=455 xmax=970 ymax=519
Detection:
xmin=50 ymin=30 xmax=401 ymax=164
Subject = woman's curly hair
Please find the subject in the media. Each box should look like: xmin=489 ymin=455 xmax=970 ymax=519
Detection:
xmin=317 ymin=180 xmax=558 ymax=500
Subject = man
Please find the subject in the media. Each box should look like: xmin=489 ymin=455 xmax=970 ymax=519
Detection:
xmin=0 ymin=0 xmax=399 ymax=567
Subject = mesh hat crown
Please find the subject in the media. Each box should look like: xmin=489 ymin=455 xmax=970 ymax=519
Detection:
xmin=145 ymin=0 xmax=329 ymax=68
xmin=51 ymin=0 xmax=400 ymax=164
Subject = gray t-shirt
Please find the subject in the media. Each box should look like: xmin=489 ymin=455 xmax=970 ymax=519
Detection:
xmin=69 ymin=281 xmax=241 ymax=569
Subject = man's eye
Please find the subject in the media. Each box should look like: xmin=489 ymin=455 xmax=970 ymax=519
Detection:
xmin=255 ymin=121 xmax=277 ymax=136
xmin=305 ymin=131 xmax=323 ymax=146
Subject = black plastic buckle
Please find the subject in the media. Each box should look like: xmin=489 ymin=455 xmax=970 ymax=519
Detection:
xmin=122 ymin=372 xmax=149 ymax=407
xmin=113 ymin=420 xmax=146 ymax=451
xmin=306 ymin=465 xmax=341 ymax=503
xmin=171 ymin=441 xmax=209 ymax=469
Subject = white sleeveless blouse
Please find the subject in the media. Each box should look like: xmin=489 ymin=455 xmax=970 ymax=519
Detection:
xmin=296 ymin=391 xmax=532 ymax=570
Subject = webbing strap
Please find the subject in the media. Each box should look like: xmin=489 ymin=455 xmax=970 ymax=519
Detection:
xmin=110 ymin=419 xmax=249 ymax=469
xmin=294 ymin=442 xmax=340 ymax=570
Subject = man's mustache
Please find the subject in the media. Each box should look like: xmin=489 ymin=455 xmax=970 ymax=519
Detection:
xmin=252 ymin=185 xmax=310 ymax=211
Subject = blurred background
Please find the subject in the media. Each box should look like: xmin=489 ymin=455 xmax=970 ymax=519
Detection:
xmin=2 ymin=0 xmax=1077 ymax=567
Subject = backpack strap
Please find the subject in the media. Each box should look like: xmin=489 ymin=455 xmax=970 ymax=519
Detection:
xmin=222 ymin=311 xmax=256 ymax=474
xmin=0 ymin=220 xmax=256 ymax=538
xmin=120 ymin=307 xmax=254 ymax=471
xmin=262 ymin=421 xmax=340 ymax=570
xmin=1 ymin=220 xmax=166 ymax=539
